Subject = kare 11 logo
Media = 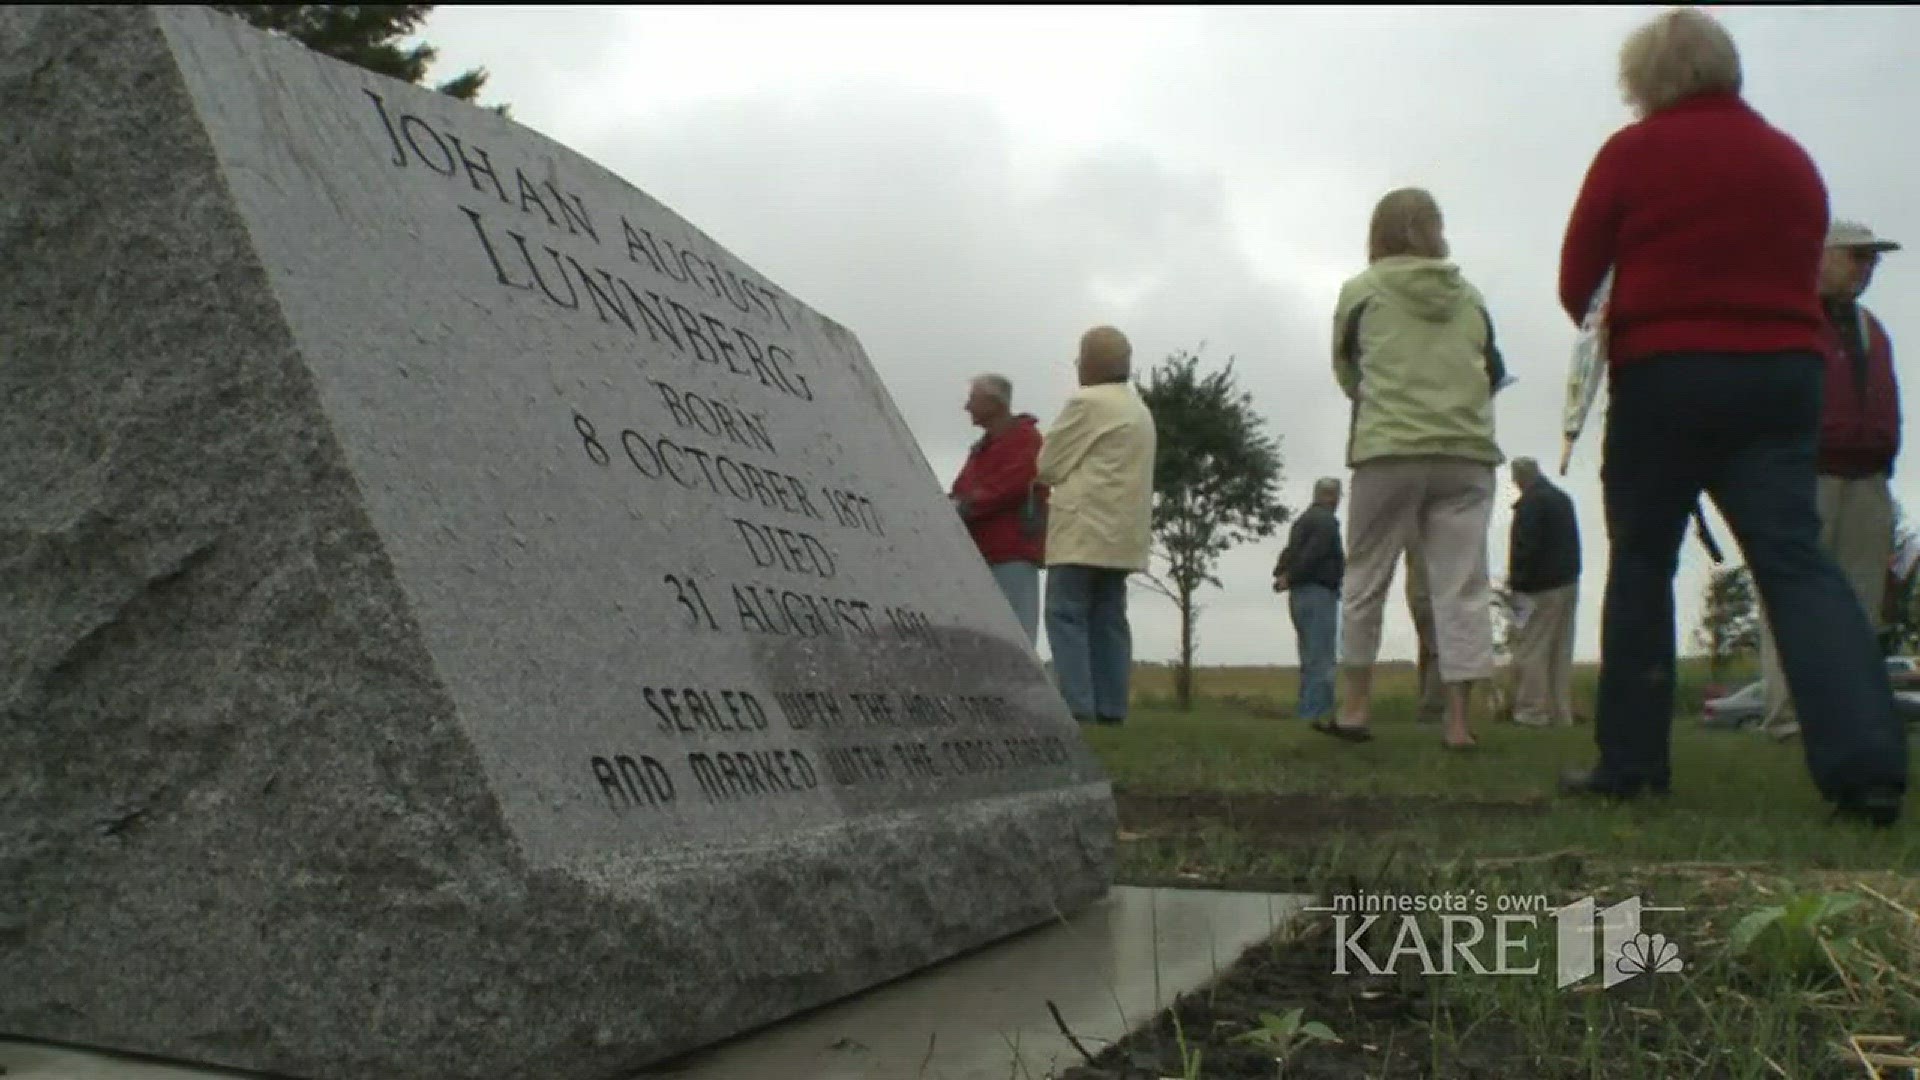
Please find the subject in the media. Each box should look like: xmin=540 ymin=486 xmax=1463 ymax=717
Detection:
xmin=1312 ymin=891 xmax=1686 ymax=988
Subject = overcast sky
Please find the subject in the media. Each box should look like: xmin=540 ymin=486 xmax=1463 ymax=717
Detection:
xmin=415 ymin=4 xmax=1920 ymax=668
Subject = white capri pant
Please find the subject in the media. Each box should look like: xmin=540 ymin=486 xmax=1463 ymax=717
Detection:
xmin=1340 ymin=456 xmax=1497 ymax=684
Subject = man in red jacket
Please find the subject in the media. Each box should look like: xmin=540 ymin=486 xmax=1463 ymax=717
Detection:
xmin=950 ymin=374 xmax=1046 ymax=643
xmin=1757 ymin=220 xmax=1903 ymax=739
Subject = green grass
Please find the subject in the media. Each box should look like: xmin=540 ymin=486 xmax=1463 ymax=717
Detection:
xmin=1065 ymin=659 xmax=1920 ymax=1079
xmin=1097 ymin=658 xmax=1918 ymax=871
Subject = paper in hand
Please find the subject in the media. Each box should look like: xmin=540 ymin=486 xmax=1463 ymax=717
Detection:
xmin=1509 ymin=593 xmax=1536 ymax=632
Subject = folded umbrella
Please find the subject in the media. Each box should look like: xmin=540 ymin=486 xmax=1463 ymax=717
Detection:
xmin=1560 ymin=269 xmax=1611 ymax=476
xmin=1560 ymin=268 xmax=1725 ymax=564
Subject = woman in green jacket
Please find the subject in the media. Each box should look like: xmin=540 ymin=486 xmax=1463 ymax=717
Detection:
xmin=1315 ymin=188 xmax=1506 ymax=751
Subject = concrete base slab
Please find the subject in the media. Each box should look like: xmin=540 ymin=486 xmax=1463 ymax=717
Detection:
xmin=2 ymin=887 xmax=1303 ymax=1080
xmin=0 ymin=1045 xmax=241 ymax=1080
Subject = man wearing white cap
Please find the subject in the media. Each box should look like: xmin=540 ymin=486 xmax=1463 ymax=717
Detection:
xmin=1758 ymin=220 xmax=1903 ymax=740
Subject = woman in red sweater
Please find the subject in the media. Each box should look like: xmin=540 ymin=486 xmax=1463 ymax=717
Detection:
xmin=1556 ymin=7 xmax=1903 ymax=827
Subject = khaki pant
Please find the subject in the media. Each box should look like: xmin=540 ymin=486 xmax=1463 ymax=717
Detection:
xmin=1509 ymin=584 xmax=1579 ymax=726
xmin=1342 ymin=458 xmax=1497 ymax=683
xmin=1758 ymin=474 xmax=1892 ymax=736
xmin=1404 ymin=540 xmax=1446 ymax=718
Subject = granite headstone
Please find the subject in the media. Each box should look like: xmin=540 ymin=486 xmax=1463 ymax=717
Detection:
xmin=0 ymin=7 xmax=1115 ymax=1079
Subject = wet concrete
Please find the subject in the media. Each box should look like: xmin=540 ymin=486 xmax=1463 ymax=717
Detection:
xmin=3 ymin=887 xmax=1304 ymax=1080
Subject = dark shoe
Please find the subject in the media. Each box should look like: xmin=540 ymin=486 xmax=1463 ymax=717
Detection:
xmin=1832 ymin=787 xmax=1901 ymax=829
xmin=1311 ymin=719 xmax=1374 ymax=743
xmin=1095 ymin=716 xmax=1124 ymax=727
xmin=1558 ymin=768 xmax=1669 ymax=801
xmin=1073 ymin=714 xmax=1096 ymax=724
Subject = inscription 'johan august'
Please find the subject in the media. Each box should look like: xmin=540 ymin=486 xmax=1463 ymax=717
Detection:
xmin=364 ymin=88 xmax=814 ymax=404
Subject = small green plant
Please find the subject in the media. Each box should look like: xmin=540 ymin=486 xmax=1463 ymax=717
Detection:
xmin=1168 ymin=1011 xmax=1204 ymax=1080
xmin=1727 ymin=890 xmax=1863 ymax=984
xmin=1233 ymin=1008 xmax=1340 ymax=1075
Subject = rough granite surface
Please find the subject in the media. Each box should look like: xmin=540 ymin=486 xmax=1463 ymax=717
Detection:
xmin=0 ymin=7 xmax=1115 ymax=1080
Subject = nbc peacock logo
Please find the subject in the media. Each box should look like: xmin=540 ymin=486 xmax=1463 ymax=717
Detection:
xmin=1555 ymin=897 xmax=1687 ymax=989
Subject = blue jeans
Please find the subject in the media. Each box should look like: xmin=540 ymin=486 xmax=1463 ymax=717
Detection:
xmin=1290 ymin=584 xmax=1340 ymax=721
xmin=1045 ymin=565 xmax=1133 ymax=722
xmin=989 ymin=560 xmax=1040 ymax=644
xmin=1596 ymin=352 xmax=1905 ymax=802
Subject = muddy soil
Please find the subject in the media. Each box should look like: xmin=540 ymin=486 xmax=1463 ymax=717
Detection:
xmin=1077 ymin=793 xmax=1864 ymax=1078
xmin=1053 ymin=905 xmax=1849 ymax=1080
xmin=1055 ymin=914 xmax=1490 ymax=1079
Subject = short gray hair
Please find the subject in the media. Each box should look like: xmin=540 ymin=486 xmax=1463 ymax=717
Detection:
xmin=1512 ymin=457 xmax=1541 ymax=478
xmin=971 ymin=374 xmax=1013 ymax=404
xmin=1313 ymin=477 xmax=1343 ymax=500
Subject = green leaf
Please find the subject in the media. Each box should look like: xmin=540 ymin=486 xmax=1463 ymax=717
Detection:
xmin=210 ymin=5 xmax=507 ymax=112
xmin=1728 ymin=906 xmax=1786 ymax=955
xmin=1813 ymin=893 xmax=1863 ymax=922
xmin=1299 ymin=1021 xmax=1339 ymax=1043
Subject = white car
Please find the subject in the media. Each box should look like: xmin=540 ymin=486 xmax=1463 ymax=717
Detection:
xmin=1701 ymin=680 xmax=1765 ymax=729
xmin=1701 ymin=657 xmax=1920 ymax=729
xmin=1890 ymin=657 xmax=1920 ymax=722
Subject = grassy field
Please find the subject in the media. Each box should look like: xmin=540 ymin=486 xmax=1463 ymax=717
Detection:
xmin=1099 ymin=659 xmax=1918 ymax=872
xmin=1056 ymin=659 xmax=1920 ymax=1079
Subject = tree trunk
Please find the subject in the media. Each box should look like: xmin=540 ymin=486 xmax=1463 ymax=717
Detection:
xmin=1176 ymin=586 xmax=1196 ymax=711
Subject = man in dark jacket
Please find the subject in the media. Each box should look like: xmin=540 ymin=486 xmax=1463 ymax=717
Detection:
xmin=1757 ymin=220 xmax=1903 ymax=740
xmin=1274 ymin=478 xmax=1345 ymax=723
xmin=1507 ymin=458 xmax=1581 ymax=727
xmin=950 ymin=374 xmax=1045 ymax=643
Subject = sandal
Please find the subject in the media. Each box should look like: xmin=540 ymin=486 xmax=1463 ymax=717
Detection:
xmin=1311 ymin=718 xmax=1374 ymax=743
xmin=1442 ymin=735 xmax=1480 ymax=752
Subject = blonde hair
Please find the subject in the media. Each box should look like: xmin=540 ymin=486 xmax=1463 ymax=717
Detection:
xmin=1618 ymin=7 xmax=1742 ymax=117
xmin=1368 ymin=188 xmax=1448 ymax=263
xmin=1079 ymin=326 xmax=1133 ymax=381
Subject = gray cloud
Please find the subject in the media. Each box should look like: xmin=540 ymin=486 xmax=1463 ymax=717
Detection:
xmin=419 ymin=6 xmax=1920 ymax=668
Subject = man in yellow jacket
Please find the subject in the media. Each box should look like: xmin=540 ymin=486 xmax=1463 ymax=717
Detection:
xmin=1038 ymin=326 xmax=1158 ymax=725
